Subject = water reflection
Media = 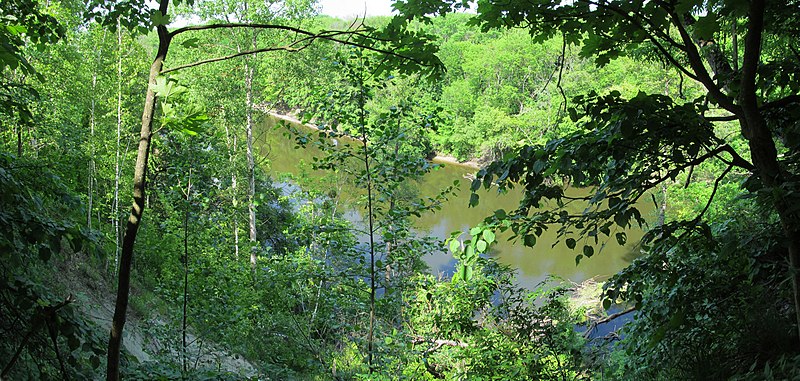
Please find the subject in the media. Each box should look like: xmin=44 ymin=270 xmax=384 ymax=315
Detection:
xmin=258 ymin=116 xmax=647 ymax=288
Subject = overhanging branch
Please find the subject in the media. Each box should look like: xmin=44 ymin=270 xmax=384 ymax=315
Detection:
xmin=161 ymin=42 xmax=311 ymax=74
xmin=165 ymin=23 xmax=433 ymax=73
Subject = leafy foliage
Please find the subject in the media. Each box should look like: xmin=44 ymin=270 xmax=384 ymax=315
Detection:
xmin=602 ymin=215 xmax=796 ymax=379
xmin=0 ymin=154 xmax=107 ymax=379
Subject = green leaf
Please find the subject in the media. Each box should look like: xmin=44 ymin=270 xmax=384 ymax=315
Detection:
xmin=469 ymin=193 xmax=479 ymax=207
xmin=180 ymin=37 xmax=200 ymax=48
xmin=566 ymin=238 xmax=576 ymax=249
xmin=449 ymin=239 xmax=460 ymax=253
xmin=615 ymin=232 xmax=627 ymax=245
xmin=532 ymin=160 xmax=546 ymax=174
xmin=150 ymin=10 xmax=171 ymax=26
xmin=455 ymin=264 xmax=468 ymax=283
xmin=150 ymin=76 xmax=187 ymax=99
xmin=693 ymin=15 xmax=720 ymax=40
xmin=524 ymin=234 xmax=536 ymax=247
xmin=463 ymin=245 xmax=476 ymax=260
xmin=482 ymin=230 xmax=495 ymax=244
xmin=583 ymin=245 xmax=594 ymax=258
xmin=602 ymin=298 xmax=612 ymax=310
xmin=476 ymin=240 xmax=487 ymax=252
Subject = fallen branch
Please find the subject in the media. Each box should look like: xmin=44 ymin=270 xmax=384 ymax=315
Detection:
xmin=583 ymin=306 xmax=635 ymax=339
xmin=411 ymin=336 xmax=469 ymax=353
xmin=411 ymin=336 xmax=469 ymax=379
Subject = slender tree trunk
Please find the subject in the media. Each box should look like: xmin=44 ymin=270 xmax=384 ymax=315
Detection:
xmin=245 ymin=58 xmax=257 ymax=270
xmin=106 ymin=1 xmax=171 ymax=377
xmin=732 ymin=21 xmax=738 ymax=72
xmin=88 ymin=70 xmax=96 ymax=230
xmin=182 ymin=167 xmax=192 ymax=376
xmin=234 ymin=14 xmax=259 ymax=270
xmin=113 ymin=22 xmax=123 ymax=274
xmin=357 ymin=69 xmax=377 ymax=373
xmin=16 ymin=124 xmax=22 ymax=156
xmin=224 ymin=120 xmax=240 ymax=259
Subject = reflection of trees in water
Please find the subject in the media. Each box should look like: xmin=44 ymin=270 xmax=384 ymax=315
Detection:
xmin=259 ymin=115 xmax=642 ymax=288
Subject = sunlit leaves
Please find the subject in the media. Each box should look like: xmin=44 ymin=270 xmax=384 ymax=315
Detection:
xmin=150 ymin=76 xmax=209 ymax=136
xmin=151 ymin=75 xmax=187 ymax=99
xmin=149 ymin=10 xmax=170 ymax=26
xmin=84 ymin=0 xmax=153 ymax=34
xmin=448 ymin=224 xmax=496 ymax=282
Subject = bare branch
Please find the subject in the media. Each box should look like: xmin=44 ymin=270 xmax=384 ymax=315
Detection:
xmin=583 ymin=306 xmax=636 ymax=339
xmin=705 ymin=114 xmax=738 ymax=122
xmin=762 ymin=95 xmax=800 ymax=111
xmin=161 ymin=42 xmax=311 ymax=74
xmin=170 ymin=22 xmax=390 ymax=43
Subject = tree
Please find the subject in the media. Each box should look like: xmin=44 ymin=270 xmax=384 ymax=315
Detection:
xmin=189 ymin=0 xmax=316 ymax=271
xmin=392 ymin=0 xmax=800 ymax=337
xmin=1 ymin=0 xmax=64 ymax=155
xmin=84 ymin=0 xmax=443 ymax=378
xmin=286 ymin=47 xmax=454 ymax=371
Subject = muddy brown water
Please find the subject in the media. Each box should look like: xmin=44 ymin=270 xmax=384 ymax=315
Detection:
xmin=258 ymin=115 xmax=647 ymax=288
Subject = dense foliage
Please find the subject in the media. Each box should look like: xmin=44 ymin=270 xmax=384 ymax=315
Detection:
xmin=2 ymin=0 xmax=799 ymax=379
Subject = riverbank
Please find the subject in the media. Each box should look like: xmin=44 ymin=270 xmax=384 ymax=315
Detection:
xmin=264 ymin=111 xmax=481 ymax=170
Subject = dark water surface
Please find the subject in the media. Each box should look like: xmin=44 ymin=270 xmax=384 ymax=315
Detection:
xmin=257 ymin=116 xmax=647 ymax=288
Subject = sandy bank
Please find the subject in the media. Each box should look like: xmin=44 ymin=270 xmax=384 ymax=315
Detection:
xmin=264 ymin=111 xmax=481 ymax=170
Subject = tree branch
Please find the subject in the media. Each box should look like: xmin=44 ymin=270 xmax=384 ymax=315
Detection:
xmin=583 ymin=306 xmax=635 ymax=339
xmin=739 ymin=0 xmax=765 ymax=114
xmin=705 ymin=114 xmax=738 ymax=122
xmin=762 ymin=95 xmax=800 ymax=111
xmin=172 ymin=22 xmax=365 ymax=40
xmin=581 ymin=0 xmax=700 ymax=82
xmin=165 ymin=24 xmax=432 ymax=72
xmin=668 ymin=11 xmax=740 ymax=114
xmin=411 ymin=336 xmax=469 ymax=354
xmin=691 ymin=164 xmax=734 ymax=225
xmin=161 ymin=42 xmax=311 ymax=74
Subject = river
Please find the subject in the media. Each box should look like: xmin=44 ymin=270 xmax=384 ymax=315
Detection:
xmin=256 ymin=115 xmax=645 ymax=288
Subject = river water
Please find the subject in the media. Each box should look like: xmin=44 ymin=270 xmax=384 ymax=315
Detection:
xmin=257 ymin=115 xmax=645 ymax=288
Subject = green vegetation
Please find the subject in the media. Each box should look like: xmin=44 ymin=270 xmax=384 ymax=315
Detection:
xmin=2 ymin=0 xmax=799 ymax=380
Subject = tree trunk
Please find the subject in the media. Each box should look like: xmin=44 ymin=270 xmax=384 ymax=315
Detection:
xmin=105 ymin=1 xmax=171 ymax=377
xmin=224 ymin=120 xmax=240 ymax=259
xmin=738 ymin=0 xmax=800 ymax=340
xmin=245 ymin=58 xmax=257 ymax=270
xmin=88 ymin=69 xmax=96 ymax=230
xmin=113 ymin=22 xmax=122 ymax=274
xmin=182 ymin=168 xmax=192 ymax=375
